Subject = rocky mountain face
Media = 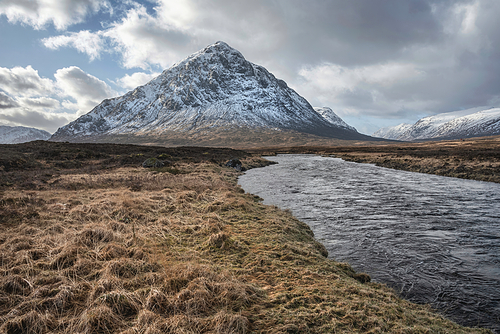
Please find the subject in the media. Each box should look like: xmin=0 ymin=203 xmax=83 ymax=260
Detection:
xmin=0 ymin=125 xmax=51 ymax=144
xmin=51 ymin=41 xmax=370 ymax=143
xmin=314 ymin=107 xmax=357 ymax=132
xmin=372 ymin=123 xmax=412 ymax=140
xmin=373 ymin=108 xmax=500 ymax=141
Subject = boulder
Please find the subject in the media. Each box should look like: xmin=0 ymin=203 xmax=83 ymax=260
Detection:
xmin=142 ymin=158 xmax=164 ymax=168
xmin=225 ymin=158 xmax=243 ymax=171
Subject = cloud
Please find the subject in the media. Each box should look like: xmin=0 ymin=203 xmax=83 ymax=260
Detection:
xmin=0 ymin=109 xmax=75 ymax=133
xmin=0 ymin=64 xmax=115 ymax=116
xmin=7 ymin=0 xmax=500 ymax=134
xmin=0 ymin=65 xmax=54 ymax=97
xmin=0 ymin=65 xmax=117 ymax=132
xmin=54 ymin=66 xmax=117 ymax=115
xmin=297 ymin=62 xmax=429 ymax=118
xmin=36 ymin=1 xmax=462 ymax=76
xmin=102 ymin=3 xmax=193 ymax=70
xmin=0 ymin=91 xmax=19 ymax=109
xmin=43 ymin=30 xmax=105 ymax=60
xmin=115 ymin=71 xmax=161 ymax=90
xmin=17 ymin=97 xmax=60 ymax=109
xmin=0 ymin=0 xmax=110 ymax=30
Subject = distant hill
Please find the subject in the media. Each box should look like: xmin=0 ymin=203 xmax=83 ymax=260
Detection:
xmin=0 ymin=125 xmax=51 ymax=144
xmin=51 ymin=41 xmax=376 ymax=145
xmin=314 ymin=107 xmax=357 ymax=132
xmin=373 ymin=108 xmax=500 ymax=141
xmin=373 ymin=123 xmax=412 ymax=140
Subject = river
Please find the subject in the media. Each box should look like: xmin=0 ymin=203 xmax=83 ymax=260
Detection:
xmin=238 ymin=154 xmax=500 ymax=332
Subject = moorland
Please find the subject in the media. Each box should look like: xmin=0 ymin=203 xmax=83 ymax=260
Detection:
xmin=248 ymin=135 xmax=500 ymax=184
xmin=0 ymin=140 xmax=493 ymax=333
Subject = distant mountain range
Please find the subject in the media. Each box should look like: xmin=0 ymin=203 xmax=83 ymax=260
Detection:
xmin=373 ymin=107 xmax=500 ymax=141
xmin=0 ymin=125 xmax=51 ymax=144
xmin=50 ymin=41 xmax=374 ymax=145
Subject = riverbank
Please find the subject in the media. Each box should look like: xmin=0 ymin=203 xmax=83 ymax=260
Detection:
xmin=248 ymin=135 xmax=500 ymax=184
xmin=0 ymin=141 xmax=491 ymax=333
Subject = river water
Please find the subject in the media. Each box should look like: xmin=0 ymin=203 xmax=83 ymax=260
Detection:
xmin=238 ymin=154 xmax=500 ymax=332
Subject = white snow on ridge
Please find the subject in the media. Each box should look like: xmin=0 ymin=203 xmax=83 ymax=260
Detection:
xmin=372 ymin=123 xmax=412 ymax=140
xmin=314 ymin=107 xmax=357 ymax=132
xmin=373 ymin=107 xmax=500 ymax=141
xmin=51 ymin=41 xmax=363 ymax=141
xmin=0 ymin=125 xmax=51 ymax=144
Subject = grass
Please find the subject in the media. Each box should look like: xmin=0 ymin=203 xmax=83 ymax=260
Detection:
xmin=0 ymin=141 xmax=493 ymax=333
xmin=248 ymin=135 xmax=500 ymax=184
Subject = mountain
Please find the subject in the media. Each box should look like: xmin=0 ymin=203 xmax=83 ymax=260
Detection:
xmin=372 ymin=123 xmax=412 ymax=140
xmin=0 ymin=125 xmax=51 ymax=144
xmin=373 ymin=107 xmax=500 ymax=141
xmin=51 ymin=41 xmax=372 ymax=144
xmin=314 ymin=107 xmax=357 ymax=132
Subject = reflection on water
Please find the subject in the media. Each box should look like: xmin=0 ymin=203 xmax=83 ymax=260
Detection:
xmin=238 ymin=155 xmax=500 ymax=332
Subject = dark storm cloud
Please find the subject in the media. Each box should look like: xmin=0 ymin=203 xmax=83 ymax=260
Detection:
xmin=268 ymin=0 xmax=447 ymax=66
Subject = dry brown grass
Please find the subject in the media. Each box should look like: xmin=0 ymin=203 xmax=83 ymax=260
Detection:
xmin=0 ymin=143 xmax=492 ymax=333
xmin=249 ymin=135 xmax=500 ymax=183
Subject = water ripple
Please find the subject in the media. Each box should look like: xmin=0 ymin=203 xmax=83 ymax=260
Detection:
xmin=239 ymin=154 xmax=500 ymax=332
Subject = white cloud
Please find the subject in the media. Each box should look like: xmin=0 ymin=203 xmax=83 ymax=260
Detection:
xmin=0 ymin=65 xmax=54 ymax=97
xmin=17 ymin=96 xmax=60 ymax=109
xmin=0 ymin=65 xmax=117 ymax=131
xmin=54 ymin=66 xmax=117 ymax=115
xmin=0 ymin=109 xmax=76 ymax=133
xmin=0 ymin=91 xmax=19 ymax=109
xmin=299 ymin=62 xmax=423 ymax=92
xmin=102 ymin=4 xmax=192 ymax=69
xmin=115 ymin=71 xmax=161 ymax=90
xmin=0 ymin=0 xmax=110 ymax=30
xmin=43 ymin=30 xmax=105 ymax=60
xmin=5 ymin=0 xmax=500 ymax=135
xmin=297 ymin=62 xmax=427 ymax=118
xmin=40 ymin=0 xmax=283 ymax=71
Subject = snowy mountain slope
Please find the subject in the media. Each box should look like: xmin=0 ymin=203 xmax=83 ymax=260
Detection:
xmin=372 ymin=123 xmax=412 ymax=140
xmin=0 ymin=125 xmax=51 ymax=144
xmin=428 ymin=108 xmax=500 ymax=139
xmin=373 ymin=107 xmax=500 ymax=141
xmin=314 ymin=107 xmax=357 ymax=132
xmin=51 ymin=41 xmax=369 ymax=142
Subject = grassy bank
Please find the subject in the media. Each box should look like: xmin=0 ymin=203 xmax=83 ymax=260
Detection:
xmin=248 ymin=135 xmax=500 ymax=184
xmin=0 ymin=141 xmax=491 ymax=333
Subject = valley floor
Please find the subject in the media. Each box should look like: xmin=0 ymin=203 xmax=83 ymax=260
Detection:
xmin=249 ymin=135 xmax=500 ymax=184
xmin=0 ymin=141 xmax=492 ymax=333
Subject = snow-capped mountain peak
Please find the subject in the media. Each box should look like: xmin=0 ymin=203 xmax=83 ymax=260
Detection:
xmin=0 ymin=125 xmax=51 ymax=144
xmin=373 ymin=107 xmax=500 ymax=141
xmin=314 ymin=107 xmax=357 ymax=132
xmin=372 ymin=123 xmax=412 ymax=140
xmin=51 ymin=41 xmax=368 ymax=142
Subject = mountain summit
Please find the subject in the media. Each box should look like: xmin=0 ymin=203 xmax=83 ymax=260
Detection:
xmin=51 ymin=41 xmax=371 ymax=144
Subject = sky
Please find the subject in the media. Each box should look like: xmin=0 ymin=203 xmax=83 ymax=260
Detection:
xmin=1 ymin=0 xmax=500 ymax=135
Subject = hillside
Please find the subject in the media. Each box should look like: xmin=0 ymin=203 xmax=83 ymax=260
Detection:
xmin=0 ymin=125 xmax=51 ymax=144
xmin=373 ymin=108 xmax=500 ymax=141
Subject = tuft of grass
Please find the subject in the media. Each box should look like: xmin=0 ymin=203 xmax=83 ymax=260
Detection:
xmin=1 ymin=310 xmax=56 ymax=334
